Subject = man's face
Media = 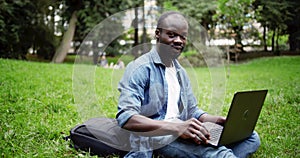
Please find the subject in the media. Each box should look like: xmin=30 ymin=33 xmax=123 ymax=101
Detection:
xmin=156 ymin=14 xmax=188 ymax=60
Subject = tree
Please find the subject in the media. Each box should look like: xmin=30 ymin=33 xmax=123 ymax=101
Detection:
xmin=52 ymin=0 xmax=82 ymax=63
xmin=285 ymin=0 xmax=300 ymax=51
xmin=118 ymin=0 xmax=144 ymax=58
xmin=0 ymin=0 xmax=58 ymax=59
xmin=254 ymin=0 xmax=297 ymax=52
xmin=52 ymin=0 xmax=144 ymax=63
xmin=51 ymin=10 xmax=78 ymax=63
xmin=214 ymin=0 xmax=255 ymax=51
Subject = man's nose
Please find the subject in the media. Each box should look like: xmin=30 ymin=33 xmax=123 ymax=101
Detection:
xmin=174 ymin=36 xmax=183 ymax=44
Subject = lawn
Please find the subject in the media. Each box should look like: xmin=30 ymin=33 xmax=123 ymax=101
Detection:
xmin=0 ymin=56 xmax=299 ymax=157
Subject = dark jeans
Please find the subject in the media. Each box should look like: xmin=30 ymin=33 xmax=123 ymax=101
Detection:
xmin=154 ymin=131 xmax=260 ymax=158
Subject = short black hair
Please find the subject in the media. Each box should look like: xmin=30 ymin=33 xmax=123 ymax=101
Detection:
xmin=156 ymin=11 xmax=186 ymax=29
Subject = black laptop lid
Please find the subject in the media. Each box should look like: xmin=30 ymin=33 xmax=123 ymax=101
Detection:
xmin=219 ymin=90 xmax=268 ymax=146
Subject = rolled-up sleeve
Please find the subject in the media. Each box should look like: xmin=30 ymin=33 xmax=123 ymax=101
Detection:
xmin=116 ymin=62 xmax=149 ymax=127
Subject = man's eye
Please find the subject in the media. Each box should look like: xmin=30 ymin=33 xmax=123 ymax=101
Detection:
xmin=167 ymin=32 xmax=175 ymax=38
xmin=167 ymin=32 xmax=187 ymax=40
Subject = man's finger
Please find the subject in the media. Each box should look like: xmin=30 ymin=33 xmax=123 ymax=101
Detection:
xmin=195 ymin=130 xmax=209 ymax=144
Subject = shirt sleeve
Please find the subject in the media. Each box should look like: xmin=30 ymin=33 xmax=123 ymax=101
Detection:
xmin=116 ymin=62 xmax=149 ymax=127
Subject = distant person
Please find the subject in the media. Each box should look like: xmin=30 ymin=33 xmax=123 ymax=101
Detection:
xmin=99 ymin=55 xmax=108 ymax=68
xmin=116 ymin=11 xmax=261 ymax=157
xmin=109 ymin=62 xmax=114 ymax=69
xmin=114 ymin=59 xmax=125 ymax=69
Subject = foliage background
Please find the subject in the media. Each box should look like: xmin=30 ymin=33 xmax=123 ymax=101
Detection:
xmin=0 ymin=0 xmax=299 ymax=62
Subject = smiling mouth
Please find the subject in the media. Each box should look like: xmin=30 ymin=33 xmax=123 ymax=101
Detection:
xmin=172 ymin=46 xmax=183 ymax=51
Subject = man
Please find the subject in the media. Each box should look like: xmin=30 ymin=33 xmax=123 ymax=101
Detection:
xmin=116 ymin=11 xmax=260 ymax=157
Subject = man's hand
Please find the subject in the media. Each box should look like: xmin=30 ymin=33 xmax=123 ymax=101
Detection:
xmin=176 ymin=118 xmax=210 ymax=144
xmin=199 ymin=113 xmax=226 ymax=126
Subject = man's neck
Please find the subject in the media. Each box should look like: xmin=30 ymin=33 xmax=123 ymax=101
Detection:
xmin=163 ymin=58 xmax=173 ymax=67
xmin=156 ymin=48 xmax=174 ymax=67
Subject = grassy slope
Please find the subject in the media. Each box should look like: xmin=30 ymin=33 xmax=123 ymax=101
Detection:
xmin=0 ymin=56 xmax=299 ymax=157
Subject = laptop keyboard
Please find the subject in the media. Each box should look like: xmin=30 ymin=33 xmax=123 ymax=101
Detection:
xmin=209 ymin=126 xmax=222 ymax=141
xmin=203 ymin=122 xmax=223 ymax=145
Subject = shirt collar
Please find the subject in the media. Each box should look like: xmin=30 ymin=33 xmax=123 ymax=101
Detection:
xmin=150 ymin=47 xmax=163 ymax=65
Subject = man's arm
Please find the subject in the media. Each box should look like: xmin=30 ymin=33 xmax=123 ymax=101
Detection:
xmin=122 ymin=115 xmax=177 ymax=134
xmin=123 ymin=114 xmax=211 ymax=144
xmin=198 ymin=113 xmax=226 ymax=125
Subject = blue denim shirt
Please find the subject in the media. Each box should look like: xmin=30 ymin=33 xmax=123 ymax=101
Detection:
xmin=116 ymin=48 xmax=206 ymax=157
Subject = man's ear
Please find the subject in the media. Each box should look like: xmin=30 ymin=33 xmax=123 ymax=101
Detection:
xmin=155 ymin=29 xmax=160 ymax=39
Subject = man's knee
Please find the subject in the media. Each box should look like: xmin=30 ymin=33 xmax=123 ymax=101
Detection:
xmin=251 ymin=131 xmax=261 ymax=150
xmin=204 ymin=146 xmax=237 ymax=158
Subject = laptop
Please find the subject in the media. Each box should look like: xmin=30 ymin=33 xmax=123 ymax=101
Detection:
xmin=203 ymin=89 xmax=268 ymax=147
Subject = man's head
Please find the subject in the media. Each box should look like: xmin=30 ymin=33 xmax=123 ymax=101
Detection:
xmin=155 ymin=11 xmax=188 ymax=64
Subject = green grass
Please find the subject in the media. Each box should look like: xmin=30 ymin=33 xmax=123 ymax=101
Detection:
xmin=0 ymin=56 xmax=299 ymax=157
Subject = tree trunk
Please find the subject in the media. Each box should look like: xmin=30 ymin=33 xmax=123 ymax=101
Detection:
xmin=142 ymin=4 xmax=150 ymax=54
xmin=234 ymin=26 xmax=243 ymax=52
xmin=263 ymin=25 xmax=267 ymax=51
xmin=275 ymin=28 xmax=279 ymax=52
xmin=271 ymin=28 xmax=275 ymax=52
xmin=132 ymin=7 xmax=139 ymax=58
xmin=52 ymin=11 xmax=77 ymax=63
xmin=92 ymin=41 xmax=99 ymax=65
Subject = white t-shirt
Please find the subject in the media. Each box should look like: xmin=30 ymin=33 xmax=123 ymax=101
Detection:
xmin=164 ymin=65 xmax=180 ymax=120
